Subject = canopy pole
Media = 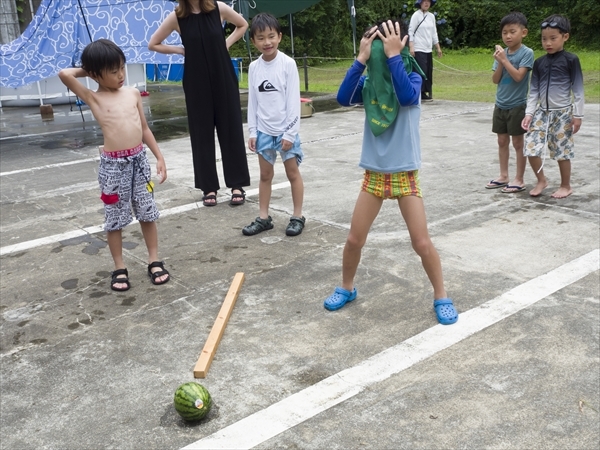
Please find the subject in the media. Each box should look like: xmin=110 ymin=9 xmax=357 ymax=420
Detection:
xmin=36 ymin=81 xmax=43 ymax=106
xmin=76 ymin=0 xmax=93 ymax=42
xmin=237 ymin=0 xmax=253 ymax=62
xmin=289 ymin=14 xmax=294 ymax=59
xmin=348 ymin=0 xmax=357 ymax=58
xmin=29 ymin=1 xmax=43 ymax=105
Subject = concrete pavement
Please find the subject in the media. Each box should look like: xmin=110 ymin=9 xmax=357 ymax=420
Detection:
xmin=1 ymin=94 xmax=599 ymax=449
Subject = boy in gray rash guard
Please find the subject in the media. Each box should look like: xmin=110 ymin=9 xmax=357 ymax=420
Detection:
xmin=521 ymin=14 xmax=584 ymax=199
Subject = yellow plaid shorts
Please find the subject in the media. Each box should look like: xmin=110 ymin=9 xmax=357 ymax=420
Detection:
xmin=361 ymin=170 xmax=422 ymax=199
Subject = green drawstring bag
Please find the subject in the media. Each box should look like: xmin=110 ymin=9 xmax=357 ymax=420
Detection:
xmin=363 ymin=40 xmax=425 ymax=136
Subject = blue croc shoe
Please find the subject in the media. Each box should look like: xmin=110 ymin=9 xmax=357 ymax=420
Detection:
xmin=434 ymin=298 xmax=458 ymax=325
xmin=324 ymin=287 xmax=357 ymax=311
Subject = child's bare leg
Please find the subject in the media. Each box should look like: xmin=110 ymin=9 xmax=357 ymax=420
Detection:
xmin=492 ymin=133 xmax=510 ymax=184
xmin=511 ymin=134 xmax=526 ymax=187
xmin=139 ymin=220 xmax=168 ymax=283
xmin=552 ymin=160 xmax=572 ymax=198
xmin=527 ymin=156 xmax=548 ymax=197
xmin=107 ymin=229 xmax=128 ymax=289
xmin=283 ymin=157 xmax=304 ymax=217
xmin=341 ymin=191 xmax=382 ymax=291
xmin=398 ymin=195 xmax=446 ymax=300
xmin=258 ymin=155 xmax=274 ymax=219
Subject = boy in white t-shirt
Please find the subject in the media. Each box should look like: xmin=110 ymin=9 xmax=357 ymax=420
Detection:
xmin=242 ymin=13 xmax=305 ymax=237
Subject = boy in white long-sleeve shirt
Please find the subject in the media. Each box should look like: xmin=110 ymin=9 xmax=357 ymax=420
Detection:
xmin=243 ymin=13 xmax=305 ymax=237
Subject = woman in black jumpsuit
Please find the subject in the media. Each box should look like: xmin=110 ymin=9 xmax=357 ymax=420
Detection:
xmin=149 ymin=0 xmax=250 ymax=205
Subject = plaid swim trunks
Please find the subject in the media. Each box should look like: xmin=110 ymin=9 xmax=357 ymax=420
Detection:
xmin=524 ymin=105 xmax=575 ymax=160
xmin=361 ymin=170 xmax=422 ymax=199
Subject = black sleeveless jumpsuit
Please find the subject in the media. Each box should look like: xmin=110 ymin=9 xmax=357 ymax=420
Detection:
xmin=178 ymin=1 xmax=250 ymax=194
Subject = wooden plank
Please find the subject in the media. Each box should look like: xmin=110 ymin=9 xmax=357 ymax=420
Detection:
xmin=194 ymin=272 xmax=245 ymax=378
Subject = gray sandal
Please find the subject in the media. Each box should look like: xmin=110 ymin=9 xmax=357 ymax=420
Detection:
xmin=286 ymin=216 xmax=305 ymax=236
xmin=242 ymin=216 xmax=273 ymax=236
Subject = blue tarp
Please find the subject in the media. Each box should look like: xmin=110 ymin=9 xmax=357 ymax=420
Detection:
xmin=1 ymin=0 xmax=328 ymax=88
xmin=0 ymin=0 xmax=183 ymax=88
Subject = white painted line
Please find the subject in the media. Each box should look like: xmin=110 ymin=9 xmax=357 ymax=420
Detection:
xmin=421 ymin=105 xmax=493 ymax=122
xmin=182 ymin=249 xmax=600 ymax=450
xmin=0 ymin=157 xmax=99 ymax=177
xmin=0 ymin=226 xmax=105 ymax=256
xmin=0 ymin=183 xmax=290 ymax=256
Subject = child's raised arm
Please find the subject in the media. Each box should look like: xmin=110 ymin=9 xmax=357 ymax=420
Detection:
xmin=58 ymin=68 xmax=95 ymax=106
xmin=493 ymin=45 xmax=529 ymax=83
xmin=337 ymin=26 xmax=377 ymax=106
xmin=337 ymin=63 xmax=366 ymax=106
xmin=492 ymin=45 xmax=504 ymax=84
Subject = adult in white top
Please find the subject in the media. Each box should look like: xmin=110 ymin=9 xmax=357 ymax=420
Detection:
xmin=408 ymin=0 xmax=443 ymax=101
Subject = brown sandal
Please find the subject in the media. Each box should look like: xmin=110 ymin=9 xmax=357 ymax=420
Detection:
xmin=230 ymin=188 xmax=245 ymax=206
xmin=202 ymin=193 xmax=217 ymax=207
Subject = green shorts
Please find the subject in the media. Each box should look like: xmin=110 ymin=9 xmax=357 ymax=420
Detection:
xmin=492 ymin=104 xmax=526 ymax=136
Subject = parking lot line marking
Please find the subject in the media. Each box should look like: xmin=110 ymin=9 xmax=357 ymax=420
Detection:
xmin=0 ymin=157 xmax=100 ymax=177
xmin=182 ymin=249 xmax=599 ymax=450
xmin=0 ymin=183 xmax=290 ymax=256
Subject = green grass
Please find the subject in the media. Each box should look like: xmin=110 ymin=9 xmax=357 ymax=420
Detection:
xmin=238 ymin=50 xmax=599 ymax=103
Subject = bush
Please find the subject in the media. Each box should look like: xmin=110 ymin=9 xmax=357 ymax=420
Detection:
xmin=228 ymin=0 xmax=600 ymax=60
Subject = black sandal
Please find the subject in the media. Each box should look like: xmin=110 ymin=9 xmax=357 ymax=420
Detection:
xmin=147 ymin=261 xmax=170 ymax=285
xmin=111 ymin=268 xmax=130 ymax=292
xmin=230 ymin=188 xmax=246 ymax=206
xmin=202 ymin=193 xmax=217 ymax=207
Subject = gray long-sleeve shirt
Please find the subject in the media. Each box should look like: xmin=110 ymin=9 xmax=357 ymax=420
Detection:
xmin=526 ymin=50 xmax=584 ymax=118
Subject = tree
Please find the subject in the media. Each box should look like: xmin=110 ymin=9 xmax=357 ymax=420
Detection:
xmin=1 ymin=0 xmax=20 ymax=44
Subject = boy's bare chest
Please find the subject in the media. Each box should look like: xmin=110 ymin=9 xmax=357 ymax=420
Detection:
xmin=94 ymin=93 xmax=138 ymax=125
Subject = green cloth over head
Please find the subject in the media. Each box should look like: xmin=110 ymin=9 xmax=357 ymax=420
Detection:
xmin=363 ymin=39 xmax=425 ymax=136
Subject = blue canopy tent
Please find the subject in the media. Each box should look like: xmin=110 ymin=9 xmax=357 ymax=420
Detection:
xmin=0 ymin=0 xmax=180 ymax=105
xmin=0 ymin=0 xmax=354 ymax=105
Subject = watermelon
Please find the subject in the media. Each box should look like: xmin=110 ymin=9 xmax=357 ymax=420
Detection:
xmin=174 ymin=382 xmax=212 ymax=421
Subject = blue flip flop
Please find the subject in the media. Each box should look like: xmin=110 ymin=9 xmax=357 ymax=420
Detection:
xmin=501 ymin=185 xmax=526 ymax=193
xmin=485 ymin=180 xmax=508 ymax=189
xmin=434 ymin=298 xmax=458 ymax=325
xmin=324 ymin=287 xmax=357 ymax=311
